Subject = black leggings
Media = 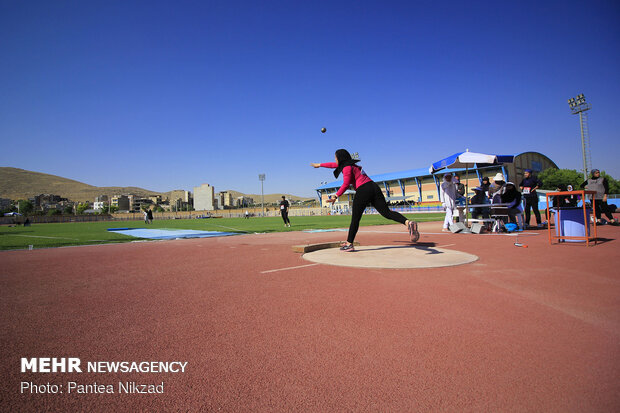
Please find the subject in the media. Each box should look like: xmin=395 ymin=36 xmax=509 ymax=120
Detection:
xmin=281 ymin=211 xmax=290 ymax=224
xmin=594 ymin=199 xmax=614 ymax=221
xmin=347 ymin=181 xmax=408 ymax=243
xmin=524 ymin=197 xmax=541 ymax=225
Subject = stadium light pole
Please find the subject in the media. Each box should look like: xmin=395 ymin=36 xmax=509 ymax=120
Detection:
xmin=259 ymin=174 xmax=265 ymax=216
xmin=567 ymin=93 xmax=592 ymax=181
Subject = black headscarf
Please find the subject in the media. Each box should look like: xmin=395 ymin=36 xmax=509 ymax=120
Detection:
xmin=501 ymin=183 xmax=520 ymax=203
xmin=333 ymin=149 xmax=360 ymax=178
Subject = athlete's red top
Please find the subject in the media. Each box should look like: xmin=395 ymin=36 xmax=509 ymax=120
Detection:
xmin=320 ymin=163 xmax=373 ymax=197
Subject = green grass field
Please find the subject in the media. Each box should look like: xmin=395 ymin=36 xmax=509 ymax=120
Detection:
xmin=0 ymin=213 xmax=444 ymax=251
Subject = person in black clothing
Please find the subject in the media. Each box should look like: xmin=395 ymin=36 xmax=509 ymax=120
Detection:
xmin=519 ymin=169 xmax=542 ymax=228
xmin=279 ymin=196 xmax=291 ymax=227
xmin=147 ymin=209 xmax=154 ymax=224
xmin=565 ymin=185 xmax=579 ymax=207
xmin=480 ymin=177 xmax=491 ymax=197
xmin=501 ymin=182 xmax=522 ymax=224
xmin=469 ymin=187 xmax=490 ymax=219
xmin=552 ymin=184 xmax=571 ymax=208
xmin=580 ymin=169 xmax=618 ymax=225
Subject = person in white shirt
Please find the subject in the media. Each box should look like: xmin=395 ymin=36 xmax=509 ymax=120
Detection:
xmin=440 ymin=173 xmax=463 ymax=231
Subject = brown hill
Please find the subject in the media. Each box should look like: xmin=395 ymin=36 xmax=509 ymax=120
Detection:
xmin=0 ymin=167 xmax=163 ymax=202
xmin=222 ymin=190 xmax=313 ymax=204
xmin=0 ymin=167 xmax=314 ymax=204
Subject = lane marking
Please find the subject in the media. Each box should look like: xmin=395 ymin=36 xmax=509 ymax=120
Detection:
xmin=8 ymin=234 xmax=79 ymax=240
xmin=436 ymin=244 xmax=456 ymax=248
xmin=204 ymin=223 xmax=249 ymax=233
xmin=260 ymin=263 xmax=320 ymax=274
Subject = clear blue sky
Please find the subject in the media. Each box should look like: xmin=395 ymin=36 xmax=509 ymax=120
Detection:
xmin=1 ymin=0 xmax=619 ymax=197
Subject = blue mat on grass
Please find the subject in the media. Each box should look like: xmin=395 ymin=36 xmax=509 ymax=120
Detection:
xmin=107 ymin=228 xmax=239 ymax=240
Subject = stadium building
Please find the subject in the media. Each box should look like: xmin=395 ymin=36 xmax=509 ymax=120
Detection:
xmin=315 ymin=151 xmax=558 ymax=209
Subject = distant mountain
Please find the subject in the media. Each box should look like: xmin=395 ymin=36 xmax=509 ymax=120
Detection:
xmin=0 ymin=167 xmax=163 ymax=202
xmin=0 ymin=167 xmax=314 ymax=203
xmin=222 ymin=190 xmax=314 ymax=204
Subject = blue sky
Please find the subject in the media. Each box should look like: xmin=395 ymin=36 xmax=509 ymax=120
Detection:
xmin=1 ymin=0 xmax=619 ymax=197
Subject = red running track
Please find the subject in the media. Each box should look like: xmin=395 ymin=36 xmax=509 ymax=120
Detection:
xmin=1 ymin=221 xmax=620 ymax=412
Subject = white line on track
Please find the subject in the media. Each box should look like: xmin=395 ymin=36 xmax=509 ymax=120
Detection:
xmin=8 ymin=234 xmax=79 ymax=240
xmin=260 ymin=263 xmax=320 ymax=274
xmin=436 ymin=244 xmax=456 ymax=248
xmin=204 ymin=223 xmax=249 ymax=233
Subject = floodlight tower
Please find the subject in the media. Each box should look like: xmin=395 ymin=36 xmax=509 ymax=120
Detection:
xmin=258 ymin=174 xmax=265 ymax=216
xmin=567 ymin=93 xmax=592 ymax=181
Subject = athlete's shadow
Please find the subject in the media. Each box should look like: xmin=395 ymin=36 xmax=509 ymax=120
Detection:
xmin=361 ymin=242 xmax=443 ymax=254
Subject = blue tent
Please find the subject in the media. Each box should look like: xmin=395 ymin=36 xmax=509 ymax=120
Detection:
xmin=429 ymin=151 xmax=514 ymax=174
xmin=430 ymin=151 xmax=514 ymax=226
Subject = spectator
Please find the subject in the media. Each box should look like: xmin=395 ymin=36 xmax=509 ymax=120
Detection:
xmin=519 ymin=169 xmax=543 ymax=228
xmin=489 ymin=173 xmax=506 ymax=203
xmin=143 ymin=209 xmax=149 ymax=224
xmin=469 ymin=186 xmax=490 ymax=219
xmin=566 ymin=184 xmax=579 ymax=207
xmin=480 ymin=177 xmax=491 ymax=197
xmin=552 ymin=184 xmax=571 ymax=208
xmin=580 ymin=169 xmax=618 ymax=225
xmin=439 ymin=173 xmax=463 ymax=231
xmin=453 ymin=173 xmax=466 ymax=206
xmin=147 ymin=209 xmax=153 ymax=224
xmin=500 ymin=182 xmax=522 ymax=224
xmin=245 ymin=210 xmax=249 ymax=219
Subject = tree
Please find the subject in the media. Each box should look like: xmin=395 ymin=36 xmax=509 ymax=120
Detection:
xmin=539 ymin=168 xmax=620 ymax=193
xmin=76 ymin=203 xmax=89 ymax=215
xmin=64 ymin=206 xmax=74 ymax=215
xmin=47 ymin=209 xmax=62 ymax=216
xmin=600 ymin=171 xmax=620 ymax=194
xmin=17 ymin=199 xmax=34 ymax=215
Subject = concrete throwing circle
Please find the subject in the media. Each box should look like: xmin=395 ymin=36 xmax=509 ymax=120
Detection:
xmin=302 ymin=245 xmax=478 ymax=269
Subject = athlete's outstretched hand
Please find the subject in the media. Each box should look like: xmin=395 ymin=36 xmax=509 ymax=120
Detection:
xmin=310 ymin=163 xmax=320 ymax=168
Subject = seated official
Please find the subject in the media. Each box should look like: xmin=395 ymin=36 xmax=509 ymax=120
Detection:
xmin=500 ymin=182 xmax=522 ymax=224
xmin=469 ymin=186 xmax=490 ymax=219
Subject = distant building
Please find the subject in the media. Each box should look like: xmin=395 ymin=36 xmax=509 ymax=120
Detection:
xmin=93 ymin=201 xmax=106 ymax=211
xmin=132 ymin=198 xmax=153 ymax=211
xmin=169 ymin=190 xmax=193 ymax=211
xmin=193 ymin=183 xmax=216 ymax=211
xmin=95 ymin=195 xmax=109 ymax=203
xmin=0 ymin=198 xmax=11 ymax=211
xmin=148 ymin=195 xmax=162 ymax=204
xmin=111 ymin=195 xmax=130 ymax=211
xmin=218 ymin=191 xmax=234 ymax=208
xmin=235 ymin=196 xmax=253 ymax=208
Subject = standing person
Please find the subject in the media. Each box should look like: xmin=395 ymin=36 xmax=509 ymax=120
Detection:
xmin=147 ymin=209 xmax=154 ymax=224
xmin=453 ymin=174 xmax=466 ymax=199
xmin=143 ymin=209 xmax=149 ymax=224
xmin=519 ymin=169 xmax=542 ymax=228
xmin=245 ymin=210 xmax=250 ymax=219
xmin=279 ymin=196 xmax=291 ymax=227
xmin=439 ymin=173 xmax=463 ymax=231
xmin=580 ymin=169 xmax=618 ymax=225
xmin=311 ymin=149 xmax=419 ymax=251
